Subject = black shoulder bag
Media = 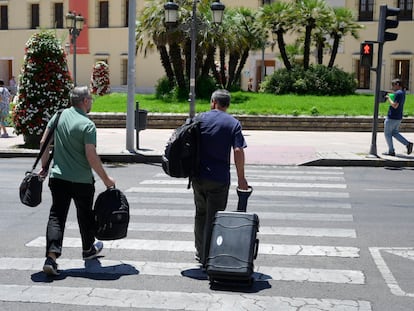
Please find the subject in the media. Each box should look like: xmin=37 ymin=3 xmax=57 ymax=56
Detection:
xmin=19 ymin=110 xmax=63 ymax=207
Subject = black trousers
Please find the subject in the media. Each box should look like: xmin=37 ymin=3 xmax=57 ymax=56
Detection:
xmin=46 ymin=178 xmax=95 ymax=258
xmin=192 ymin=178 xmax=229 ymax=264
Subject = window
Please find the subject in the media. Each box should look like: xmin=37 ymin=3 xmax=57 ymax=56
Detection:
xmin=0 ymin=5 xmax=8 ymax=30
xmin=99 ymin=1 xmax=109 ymax=28
xmin=357 ymin=60 xmax=371 ymax=89
xmin=398 ymin=0 xmax=413 ymax=21
xmin=121 ymin=58 xmax=128 ymax=85
xmin=394 ymin=59 xmax=410 ymax=90
xmin=31 ymin=3 xmax=40 ymax=29
xmin=359 ymin=0 xmax=374 ymax=21
xmin=124 ymin=0 xmax=129 ymax=27
xmin=54 ymin=3 xmax=64 ymax=28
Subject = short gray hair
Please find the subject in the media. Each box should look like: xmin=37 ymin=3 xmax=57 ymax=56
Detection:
xmin=70 ymin=86 xmax=90 ymax=106
xmin=211 ymin=89 xmax=231 ymax=108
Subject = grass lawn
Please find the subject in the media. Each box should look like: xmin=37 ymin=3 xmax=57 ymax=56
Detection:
xmin=91 ymin=92 xmax=414 ymax=117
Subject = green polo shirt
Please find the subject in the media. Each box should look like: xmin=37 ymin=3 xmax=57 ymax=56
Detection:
xmin=48 ymin=107 xmax=96 ymax=184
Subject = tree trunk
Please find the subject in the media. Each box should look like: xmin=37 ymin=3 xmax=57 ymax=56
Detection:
xmin=328 ymin=35 xmax=340 ymax=68
xmin=303 ymin=23 xmax=313 ymax=70
xmin=226 ymin=52 xmax=239 ymax=89
xmin=169 ymin=42 xmax=186 ymax=89
xmin=220 ymin=48 xmax=227 ymax=87
xmin=232 ymin=48 xmax=250 ymax=90
xmin=276 ymin=30 xmax=292 ymax=71
xmin=158 ymin=45 xmax=175 ymax=87
xmin=202 ymin=46 xmax=216 ymax=77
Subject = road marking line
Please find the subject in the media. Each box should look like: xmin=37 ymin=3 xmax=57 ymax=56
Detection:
xmin=26 ymin=237 xmax=359 ymax=257
xmin=0 ymin=284 xmax=371 ymax=310
xmin=0 ymin=257 xmax=364 ymax=284
xmin=369 ymin=247 xmax=414 ymax=297
xmin=125 ymin=209 xmax=353 ymax=222
xmin=140 ymin=180 xmax=347 ymax=189
xmin=66 ymin=221 xmax=356 ymax=238
xmin=125 ymin=187 xmax=349 ymax=198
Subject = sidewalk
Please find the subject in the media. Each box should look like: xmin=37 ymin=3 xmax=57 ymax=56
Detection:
xmin=1 ymin=127 xmax=414 ymax=166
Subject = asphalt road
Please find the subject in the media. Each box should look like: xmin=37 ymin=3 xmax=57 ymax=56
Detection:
xmin=0 ymin=159 xmax=414 ymax=311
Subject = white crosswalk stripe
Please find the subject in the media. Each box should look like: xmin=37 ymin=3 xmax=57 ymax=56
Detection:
xmin=0 ymin=257 xmax=364 ymax=284
xmin=0 ymin=284 xmax=371 ymax=310
xmin=141 ymin=179 xmax=347 ymax=189
xmin=1 ymin=166 xmax=372 ymax=310
xmin=125 ymin=208 xmax=353 ymax=221
xmin=66 ymin=221 xmax=357 ymax=238
xmin=127 ymin=196 xmax=352 ymax=209
xmin=126 ymin=186 xmax=350 ymax=198
xmin=26 ymin=236 xmax=360 ymax=257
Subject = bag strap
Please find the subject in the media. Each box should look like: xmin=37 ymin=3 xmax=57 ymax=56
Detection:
xmin=31 ymin=110 xmax=63 ymax=172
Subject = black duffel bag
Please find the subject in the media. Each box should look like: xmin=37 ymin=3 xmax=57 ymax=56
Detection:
xmin=19 ymin=172 xmax=43 ymax=207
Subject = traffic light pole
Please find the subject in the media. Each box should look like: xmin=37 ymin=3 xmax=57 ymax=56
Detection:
xmin=368 ymin=4 xmax=399 ymax=157
xmin=368 ymin=41 xmax=384 ymax=157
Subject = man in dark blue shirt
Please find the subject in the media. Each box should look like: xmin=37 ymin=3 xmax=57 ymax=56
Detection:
xmin=192 ymin=89 xmax=249 ymax=266
xmin=383 ymin=78 xmax=413 ymax=156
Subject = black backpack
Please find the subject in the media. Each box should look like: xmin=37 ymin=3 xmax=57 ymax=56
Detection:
xmin=162 ymin=117 xmax=201 ymax=188
xmin=93 ymin=187 xmax=130 ymax=240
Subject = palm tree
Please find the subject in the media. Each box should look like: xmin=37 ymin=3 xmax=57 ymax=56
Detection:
xmin=221 ymin=8 xmax=266 ymax=90
xmin=259 ymin=2 xmax=294 ymax=71
xmin=294 ymin=0 xmax=332 ymax=70
xmin=327 ymin=7 xmax=362 ymax=68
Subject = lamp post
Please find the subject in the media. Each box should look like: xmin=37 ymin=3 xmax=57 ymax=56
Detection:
xmin=164 ymin=0 xmax=225 ymax=118
xmin=65 ymin=11 xmax=84 ymax=86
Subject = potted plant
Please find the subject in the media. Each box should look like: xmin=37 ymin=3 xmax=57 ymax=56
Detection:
xmin=90 ymin=61 xmax=110 ymax=96
xmin=12 ymin=30 xmax=73 ymax=148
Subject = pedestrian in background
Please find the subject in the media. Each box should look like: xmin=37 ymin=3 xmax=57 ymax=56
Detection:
xmin=8 ymin=76 xmax=17 ymax=95
xmin=0 ymin=80 xmax=11 ymax=138
xmin=39 ymin=86 xmax=115 ymax=276
xmin=192 ymin=89 xmax=249 ymax=266
xmin=383 ymin=78 xmax=413 ymax=156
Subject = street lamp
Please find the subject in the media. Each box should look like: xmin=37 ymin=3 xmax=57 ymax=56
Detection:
xmin=164 ymin=0 xmax=225 ymax=118
xmin=65 ymin=11 xmax=84 ymax=86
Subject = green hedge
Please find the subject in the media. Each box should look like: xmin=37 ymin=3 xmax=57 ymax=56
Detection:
xmin=260 ymin=65 xmax=357 ymax=96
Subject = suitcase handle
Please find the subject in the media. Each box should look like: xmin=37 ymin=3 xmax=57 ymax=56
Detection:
xmin=254 ymin=239 xmax=259 ymax=259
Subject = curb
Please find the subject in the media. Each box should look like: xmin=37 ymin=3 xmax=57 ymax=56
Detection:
xmin=3 ymin=149 xmax=414 ymax=167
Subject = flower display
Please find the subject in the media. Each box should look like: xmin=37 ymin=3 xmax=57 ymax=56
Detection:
xmin=90 ymin=61 xmax=110 ymax=96
xmin=12 ymin=30 xmax=73 ymax=136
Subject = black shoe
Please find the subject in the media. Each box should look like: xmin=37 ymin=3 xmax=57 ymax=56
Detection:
xmin=43 ymin=256 xmax=59 ymax=276
xmin=382 ymin=151 xmax=395 ymax=156
xmin=407 ymin=142 xmax=413 ymax=155
xmin=194 ymin=253 xmax=201 ymax=263
xmin=82 ymin=241 xmax=103 ymax=260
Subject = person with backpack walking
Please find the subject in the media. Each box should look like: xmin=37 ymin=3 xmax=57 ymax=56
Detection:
xmin=192 ymin=89 xmax=249 ymax=266
xmin=383 ymin=78 xmax=413 ymax=156
xmin=39 ymin=86 xmax=115 ymax=276
xmin=0 ymin=80 xmax=11 ymax=138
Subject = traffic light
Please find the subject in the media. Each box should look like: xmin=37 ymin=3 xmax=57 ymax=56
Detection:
xmin=378 ymin=4 xmax=400 ymax=43
xmin=360 ymin=42 xmax=374 ymax=67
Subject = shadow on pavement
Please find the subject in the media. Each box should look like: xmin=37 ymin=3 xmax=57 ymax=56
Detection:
xmin=31 ymin=258 xmax=139 ymax=283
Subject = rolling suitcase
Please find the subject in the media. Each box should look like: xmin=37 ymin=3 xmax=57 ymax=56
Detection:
xmin=206 ymin=210 xmax=259 ymax=286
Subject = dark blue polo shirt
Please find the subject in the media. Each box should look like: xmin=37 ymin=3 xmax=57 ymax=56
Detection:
xmin=198 ymin=110 xmax=247 ymax=185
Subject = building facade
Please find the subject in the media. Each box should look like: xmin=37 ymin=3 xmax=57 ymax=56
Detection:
xmin=0 ymin=0 xmax=412 ymax=93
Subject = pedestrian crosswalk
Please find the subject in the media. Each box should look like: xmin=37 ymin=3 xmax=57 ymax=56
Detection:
xmin=1 ymin=165 xmax=372 ymax=310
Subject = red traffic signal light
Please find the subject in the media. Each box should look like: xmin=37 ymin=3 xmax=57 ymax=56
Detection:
xmin=360 ymin=42 xmax=374 ymax=67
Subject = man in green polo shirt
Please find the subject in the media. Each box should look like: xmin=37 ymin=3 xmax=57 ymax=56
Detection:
xmin=39 ymin=86 xmax=115 ymax=276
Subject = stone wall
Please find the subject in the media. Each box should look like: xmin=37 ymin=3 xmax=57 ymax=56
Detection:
xmin=89 ymin=112 xmax=414 ymax=132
